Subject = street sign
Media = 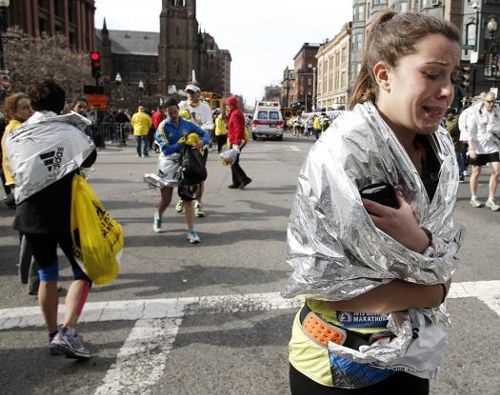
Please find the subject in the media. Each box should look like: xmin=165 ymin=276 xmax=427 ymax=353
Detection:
xmin=86 ymin=94 xmax=108 ymax=109
xmin=462 ymin=44 xmax=475 ymax=50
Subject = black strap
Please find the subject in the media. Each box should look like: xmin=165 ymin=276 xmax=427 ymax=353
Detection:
xmin=300 ymin=304 xmax=370 ymax=350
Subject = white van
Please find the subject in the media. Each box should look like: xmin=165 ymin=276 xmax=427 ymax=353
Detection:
xmin=251 ymin=101 xmax=284 ymax=141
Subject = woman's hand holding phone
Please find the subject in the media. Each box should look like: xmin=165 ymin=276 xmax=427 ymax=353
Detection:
xmin=362 ymin=193 xmax=430 ymax=253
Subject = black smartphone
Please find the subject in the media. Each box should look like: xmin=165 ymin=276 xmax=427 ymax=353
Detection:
xmin=360 ymin=183 xmax=399 ymax=209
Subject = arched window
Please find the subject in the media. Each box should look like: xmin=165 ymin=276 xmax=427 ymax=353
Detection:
xmin=465 ymin=22 xmax=477 ymax=53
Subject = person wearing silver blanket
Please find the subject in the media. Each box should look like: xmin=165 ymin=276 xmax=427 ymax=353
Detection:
xmin=283 ymin=11 xmax=463 ymax=394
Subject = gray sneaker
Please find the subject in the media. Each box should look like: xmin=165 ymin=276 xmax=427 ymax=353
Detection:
xmin=50 ymin=328 xmax=90 ymax=359
xmin=470 ymin=197 xmax=482 ymax=208
xmin=49 ymin=325 xmax=64 ymax=356
xmin=485 ymin=199 xmax=500 ymax=211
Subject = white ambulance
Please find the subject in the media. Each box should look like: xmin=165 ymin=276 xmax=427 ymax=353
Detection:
xmin=251 ymin=101 xmax=284 ymax=141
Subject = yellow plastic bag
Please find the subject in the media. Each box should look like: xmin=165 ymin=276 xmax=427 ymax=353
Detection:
xmin=226 ymin=127 xmax=251 ymax=146
xmin=71 ymin=174 xmax=123 ymax=285
xmin=244 ymin=127 xmax=251 ymax=142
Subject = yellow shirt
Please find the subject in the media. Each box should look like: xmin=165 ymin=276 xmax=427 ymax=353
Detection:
xmin=214 ymin=116 xmax=227 ymax=136
xmin=130 ymin=111 xmax=152 ymax=136
xmin=1 ymin=119 xmax=23 ymax=186
xmin=313 ymin=116 xmax=322 ymax=130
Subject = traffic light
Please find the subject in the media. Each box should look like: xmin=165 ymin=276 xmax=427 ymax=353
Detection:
xmin=89 ymin=51 xmax=101 ymax=79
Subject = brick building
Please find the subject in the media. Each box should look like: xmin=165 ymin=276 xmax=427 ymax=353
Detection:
xmin=97 ymin=21 xmax=160 ymax=98
xmin=5 ymin=0 xmax=96 ymax=52
xmin=99 ymin=0 xmax=231 ymax=98
xmin=290 ymin=43 xmax=320 ymax=112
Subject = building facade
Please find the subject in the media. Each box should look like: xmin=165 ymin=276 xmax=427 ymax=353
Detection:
xmin=98 ymin=22 xmax=160 ymax=98
xmin=198 ymin=32 xmax=231 ymax=97
xmin=158 ymin=0 xmax=199 ymax=94
xmin=98 ymin=0 xmax=231 ymax=99
xmin=5 ymin=0 xmax=96 ymax=52
xmin=348 ymin=0 xmax=500 ymax=106
xmin=290 ymin=43 xmax=320 ymax=112
xmin=316 ymin=23 xmax=351 ymax=110
xmin=280 ymin=66 xmax=295 ymax=108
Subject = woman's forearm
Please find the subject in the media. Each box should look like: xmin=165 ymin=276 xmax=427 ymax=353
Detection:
xmin=324 ymin=280 xmax=445 ymax=313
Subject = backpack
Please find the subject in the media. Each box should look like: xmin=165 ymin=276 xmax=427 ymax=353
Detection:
xmin=180 ymin=145 xmax=207 ymax=186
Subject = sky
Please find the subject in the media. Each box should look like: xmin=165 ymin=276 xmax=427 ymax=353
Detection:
xmin=94 ymin=0 xmax=353 ymax=104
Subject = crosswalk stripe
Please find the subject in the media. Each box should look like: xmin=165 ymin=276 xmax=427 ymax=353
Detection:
xmin=1 ymin=281 xmax=499 ymax=331
xmin=94 ymin=317 xmax=182 ymax=395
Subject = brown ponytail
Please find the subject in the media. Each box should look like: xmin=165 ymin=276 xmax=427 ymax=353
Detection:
xmin=348 ymin=11 xmax=460 ymax=110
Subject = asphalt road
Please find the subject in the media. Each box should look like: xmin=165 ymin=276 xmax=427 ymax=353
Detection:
xmin=0 ymin=132 xmax=499 ymax=394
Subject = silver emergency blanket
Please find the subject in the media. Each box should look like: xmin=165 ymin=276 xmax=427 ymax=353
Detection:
xmin=220 ymin=148 xmax=238 ymax=166
xmin=328 ymin=308 xmax=448 ymax=379
xmin=282 ymin=101 xmax=463 ymax=377
xmin=158 ymin=152 xmax=181 ymax=186
xmin=143 ymin=153 xmax=182 ymax=189
xmin=6 ymin=111 xmax=95 ymax=204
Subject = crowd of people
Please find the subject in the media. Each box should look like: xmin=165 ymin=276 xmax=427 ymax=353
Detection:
xmin=1 ymin=11 xmax=500 ymax=393
xmin=288 ymin=112 xmax=334 ymax=139
xmin=0 ymin=73 xmax=253 ymax=363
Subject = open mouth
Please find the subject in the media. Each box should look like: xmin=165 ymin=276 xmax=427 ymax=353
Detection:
xmin=422 ymin=105 xmax=444 ymax=120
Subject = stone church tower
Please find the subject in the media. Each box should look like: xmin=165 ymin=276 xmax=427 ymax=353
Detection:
xmin=158 ymin=0 xmax=200 ymax=94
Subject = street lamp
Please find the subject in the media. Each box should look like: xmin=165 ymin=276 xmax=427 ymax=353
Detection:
xmin=484 ymin=16 xmax=499 ymax=80
xmin=115 ymin=72 xmax=122 ymax=85
xmin=312 ymin=66 xmax=317 ymax=112
xmin=138 ymin=80 xmax=144 ymax=103
xmin=487 ymin=16 xmax=498 ymax=37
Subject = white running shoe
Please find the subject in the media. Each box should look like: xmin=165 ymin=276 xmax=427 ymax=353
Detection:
xmin=187 ymin=230 xmax=201 ymax=244
xmin=485 ymin=199 xmax=500 ymax=212
xmin=153 ymin=212 xmax=162 ymax=232
xmin=470 ymin=197 xmax=482 ymax=208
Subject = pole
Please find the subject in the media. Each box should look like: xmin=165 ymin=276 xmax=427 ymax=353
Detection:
xmin=473 ymin=7 xmax=479 ymax=96
xmin=312 ymin=67 xmax=316 ymax=112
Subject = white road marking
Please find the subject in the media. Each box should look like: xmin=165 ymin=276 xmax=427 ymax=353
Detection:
xmin=94 ymin=317 xmax=183 ymax=395
xmin=288 ymin=145 xmax=300 ymax=152
xmin=0 ymin=291 xmax=303 ymax=330
xmin=0 ymin=281 xmax=499 ymax=395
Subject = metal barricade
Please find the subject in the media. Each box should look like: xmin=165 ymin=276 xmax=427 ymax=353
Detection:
xmin=93 ymin=122 xmax=130 ymax=148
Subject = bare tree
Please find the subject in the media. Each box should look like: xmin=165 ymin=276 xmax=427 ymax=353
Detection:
xmin=3 ymin=27 xmax=92 ymax=98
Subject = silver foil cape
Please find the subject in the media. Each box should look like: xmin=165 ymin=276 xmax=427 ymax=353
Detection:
xmin=6 ymin=111 xmax=95 ymax=204
xmin=282 ymin=102 xmax=463 ymax=377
